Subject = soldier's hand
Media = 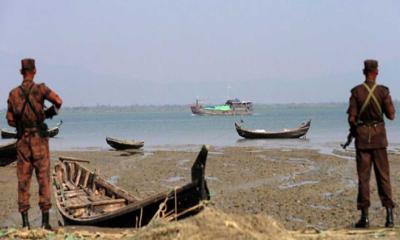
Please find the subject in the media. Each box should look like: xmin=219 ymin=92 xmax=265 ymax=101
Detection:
xmin=45 ymin=105 xmax=58 ymax=119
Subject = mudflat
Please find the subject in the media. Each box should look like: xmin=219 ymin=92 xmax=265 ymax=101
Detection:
xmin=1 ymin=145 xmax=400 ymax=238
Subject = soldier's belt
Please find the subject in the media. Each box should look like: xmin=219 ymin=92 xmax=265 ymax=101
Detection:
xmin=20 ymin=122 xmax=40 ymax=128
xmin=22 ymin=127 xmax=40 ymax=134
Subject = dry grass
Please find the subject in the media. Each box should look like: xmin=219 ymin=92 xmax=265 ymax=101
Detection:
xmin=2 ymin=207 xmax=399 ymax=240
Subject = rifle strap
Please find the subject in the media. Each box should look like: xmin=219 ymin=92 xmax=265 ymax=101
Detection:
xmin=357 ymin=83 xmax=382 ymax=122
xmin=19 ymin=84 xmax=42 ymax=123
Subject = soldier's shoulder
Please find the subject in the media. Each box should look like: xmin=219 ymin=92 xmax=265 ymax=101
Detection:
xmin=35 ymin=82 xmax=52 ymax=96
xmin=36 ymin=82 xmax=47 ymax=88
xmin=377 ymin=84 xmax=389 ymax=91
xmin=9 ymin=86 xmax=21 ymax=95
xmin=350 ymin=84 xmax=363 ymax=93
xmin=35 ymin=82 xmax=50 ymax=92
xmin=375 ymin=85 xmax=390 ymax=96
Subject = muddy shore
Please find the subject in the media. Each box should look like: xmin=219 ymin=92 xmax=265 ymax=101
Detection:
xmin=1 ymin=145 xmax=400 ymax=238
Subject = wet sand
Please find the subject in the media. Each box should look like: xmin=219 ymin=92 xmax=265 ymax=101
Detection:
xmin=1 ymin=145 xmax=400 ymax=238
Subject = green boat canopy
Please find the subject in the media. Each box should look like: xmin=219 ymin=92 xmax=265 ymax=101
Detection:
xmin=204 ymin=105 xmax=231 ymax=111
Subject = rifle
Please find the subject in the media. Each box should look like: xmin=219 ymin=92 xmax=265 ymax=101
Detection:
xmin=341 ymin=127 xmax=355 ymax=149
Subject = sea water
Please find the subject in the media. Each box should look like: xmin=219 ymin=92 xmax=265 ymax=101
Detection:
xmin=0 ymin=103 xmax=399 ymax=151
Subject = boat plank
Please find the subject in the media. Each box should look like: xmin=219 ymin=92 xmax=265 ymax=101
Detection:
xmin=83 ymin=171 xmax=90 ymax=188
xmin=66 ymin=198 xmax=126 ymax=209
xmin=75 ymin=168 xmax=82 ymax=186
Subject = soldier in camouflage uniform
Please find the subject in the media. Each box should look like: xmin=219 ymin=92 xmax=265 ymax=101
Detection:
xmin=6 ymin=59 xmax=63 ymax=229
xmin=347 ymin=59 xmax=395 ymax=228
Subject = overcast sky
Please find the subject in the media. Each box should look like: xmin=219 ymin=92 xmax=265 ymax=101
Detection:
xmin=1 ymin=1 xmax=399 ymax=106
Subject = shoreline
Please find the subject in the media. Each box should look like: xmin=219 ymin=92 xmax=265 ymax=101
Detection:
xmin=45 ymin=142 xmax=400 ymax=160
xmin=1 ymin=145 xmax=400 ymax=238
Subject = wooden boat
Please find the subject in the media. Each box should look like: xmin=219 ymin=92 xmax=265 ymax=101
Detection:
xmin=106 ymin=137 xmax=144 ymax=150
xmin=53 ymin=145 xmax=210 ymax=227
xmin=0 ymin=140 xmax=17 ymax=166
xmin=191 ymin=99 xmax=253 ymax=116
xmin=235 ymin=120 xmax=311 ymax=139
xmin=1 ymin=121 xmax=63 ymax=139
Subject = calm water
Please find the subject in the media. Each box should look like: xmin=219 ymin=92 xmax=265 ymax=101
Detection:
xmin=0 ymin=103 xmax=399 ymax=151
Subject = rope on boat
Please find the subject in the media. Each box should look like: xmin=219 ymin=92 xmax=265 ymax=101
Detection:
xmin=149 ymin=194 xmax=170 ymax=224
xmin=148 ymin=186 xmax=209 ymax=225
xmin=149 ymin=187 xmax=180 ymax=225
xmin=135 ymin=207 xmax=144 ymax=228
xmin=139 ymin=207 xmax=143 ymax=228
xmin=167 ymin=202 xmax=207 ymax=221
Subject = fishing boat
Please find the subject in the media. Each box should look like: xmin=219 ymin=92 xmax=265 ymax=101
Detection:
xmin=1 ymin=121 xmax=63 ymax=139
xmin=52 ymin=145 xmax=210 ymax=227
xmin=191 ymin=99 xmax=253 ymax=116
xmin=0 ymin=140 xmax=17 ymax=166
xmin=235 ymin=120 xmax=311 ymax=139
xmin=106 ymin=137 xmax=144 ymax=150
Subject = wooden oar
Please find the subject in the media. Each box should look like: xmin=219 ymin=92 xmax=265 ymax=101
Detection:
xmin=59 ymin=156 xmax=90 ymax=163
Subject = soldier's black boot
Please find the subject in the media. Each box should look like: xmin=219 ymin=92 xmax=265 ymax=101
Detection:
xmin=41 ymin=211 xmax=52 ymax=230
xmin=385 ymin=207 xmax=394 ymax=228
xmin=355 ymin=209 xmax=369 ymax=228
xmin=21 ymin=211 xmax=30 ymax=229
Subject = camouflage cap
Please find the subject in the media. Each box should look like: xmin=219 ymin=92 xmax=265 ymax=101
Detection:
xmin=21 ymin=58 xmax=35 ymax=70
xmin=363 ymin=59 xmax=378 ymax=72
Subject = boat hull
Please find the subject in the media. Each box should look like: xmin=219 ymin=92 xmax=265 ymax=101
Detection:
xmin=235 ymin=121 xmax=311 ymax=139
xmin=60 ymin=182 xmax=206 ymax=227
xmin=53 ymin=145 xmax=210 ymax=227
xmin=0 ymin=130 xmax=16 ymax=139
xmin=0 ymin=141 xmax=17 ymax=166
xmin=191 ymin=105 xmax=252 ymax=116
xmin=106 ymin=137 xmax=144 ymax=150
xmin=1 ymin=121 xmax=62 ymax=139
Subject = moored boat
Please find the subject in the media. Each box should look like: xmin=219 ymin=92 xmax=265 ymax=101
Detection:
xmin=0 ymin=140 xmax=17 ymax=166
xmin=106 ymin=137 xmax=144 ymax=150
xmin=1 ymin=120 xmax=63 ymax=139
xmin=191 ymin=99 xmax=253 ymax=116
xmin=235 ymin=120 xmax=311 ymax=139
xmin=52 ymin=145 xmax=210 ymax=227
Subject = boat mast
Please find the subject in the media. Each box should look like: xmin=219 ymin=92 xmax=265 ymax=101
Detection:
xmin=226 ymin=85 xmax=231 ymax=100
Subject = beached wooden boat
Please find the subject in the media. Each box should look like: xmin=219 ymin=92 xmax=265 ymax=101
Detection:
xmin=0 ymin=140 xmax=17 ymax=166
xmin=235 ymin=120 xmax=311 ymax=139
xmin=53 ymin=145 xmax=210 ymax=227
xmin=106 ymin=137 xmax=144 ymax=150
xmin=1 ymin=121 xmax=63 ymax=139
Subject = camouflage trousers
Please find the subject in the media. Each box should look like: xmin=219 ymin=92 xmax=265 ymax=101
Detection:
xmin=16 ymin=130 xmax=51 ymax=213
xmin=356 ymin=148 xmax=395 ymax=210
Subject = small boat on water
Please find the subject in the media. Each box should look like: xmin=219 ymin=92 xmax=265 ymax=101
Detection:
xmin=191 ymin=99 xmax=253 ymax=116
xmin=53 ymin=145 xmax=210 ymax=227
xmin=1 ymin=121 xmax=63 ymax=139
xmin=106 ymin=137 xmax=144 ymax=150
xmin=0 ymin=140 xmax=17 ymax=166
xmin=235 ymin=120 xmax=311 ymax=139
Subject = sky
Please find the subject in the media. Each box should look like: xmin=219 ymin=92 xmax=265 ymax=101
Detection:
xmin=0 ymin=1 xmax=399 ymax=106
